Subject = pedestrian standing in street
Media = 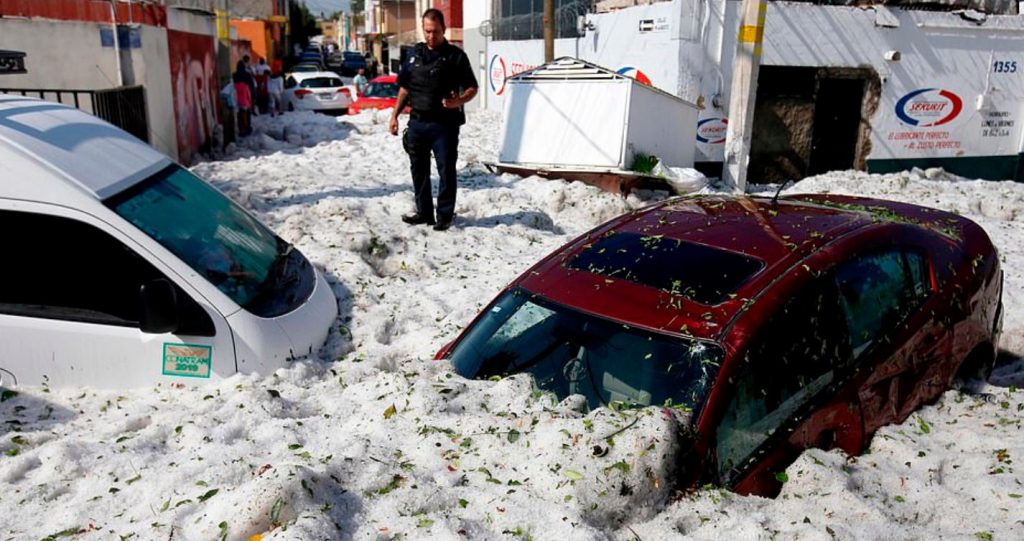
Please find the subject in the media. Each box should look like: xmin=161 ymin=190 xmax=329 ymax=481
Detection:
xmin=353 ymin=67 xmax=369 ymax=96
xmin=268 ymin=71 xmax=284 ymax=116
xmin=233 ymin=62 xmax=253 ymax=137
xmin=253 ymin=59 xmax=270 ymax=115
xmin=239 ymin=55 xmax=256 ymax=111
xmin=389 ymin=9 xmax=478 ymax=231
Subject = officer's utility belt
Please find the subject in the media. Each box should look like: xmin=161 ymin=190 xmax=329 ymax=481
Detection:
xmin=410 ymin=109 xmax=450 ymax=123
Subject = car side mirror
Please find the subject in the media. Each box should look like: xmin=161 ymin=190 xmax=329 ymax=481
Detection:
xmin=140 ymin=279 xmax=180 ymax=334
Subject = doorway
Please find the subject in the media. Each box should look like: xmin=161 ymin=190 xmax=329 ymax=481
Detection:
xmin=748 ymin=66 xmax=879 ymax=183
xmin=808 ymin=77 xmax=868 ymax=176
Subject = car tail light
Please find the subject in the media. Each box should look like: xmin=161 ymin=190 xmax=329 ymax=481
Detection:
xmin=295 ymin=89 xmax=313 ymax=99
xmin=338 ymin=88 xmax=351 ymax=97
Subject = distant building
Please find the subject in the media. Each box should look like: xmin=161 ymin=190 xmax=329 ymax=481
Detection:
xmin=229 ymin=0 xmax=289 ymax=72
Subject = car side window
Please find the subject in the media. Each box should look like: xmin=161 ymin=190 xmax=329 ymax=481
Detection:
xmin=834 ymin=250 xmax=930 ymax=356
xmin=0 ymin=210 xmax=214 ymax=335
xmin=716 ymin=280 xmax=851 ymax=479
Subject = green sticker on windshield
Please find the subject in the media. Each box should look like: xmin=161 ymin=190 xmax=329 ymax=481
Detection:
xmin=162 ymin=343 xmax=212 ymax=378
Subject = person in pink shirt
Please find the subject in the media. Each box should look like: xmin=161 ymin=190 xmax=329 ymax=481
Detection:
xmin=233 ymin=60 xmax=253 ymax=136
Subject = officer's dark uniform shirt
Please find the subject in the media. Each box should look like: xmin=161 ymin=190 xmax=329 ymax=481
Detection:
xmin=397 ymin=41 xmax=478 ymax=126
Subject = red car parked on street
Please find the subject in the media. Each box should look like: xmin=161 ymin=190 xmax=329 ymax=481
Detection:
xmin=348 ymin=75 xmax=410 ymax=115
xmin=438 ymin=194 xmax=1003 ymax=497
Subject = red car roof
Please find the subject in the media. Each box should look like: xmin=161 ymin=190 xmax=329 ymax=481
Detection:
xmin=516 ymin=194 xmax=969 ymax=342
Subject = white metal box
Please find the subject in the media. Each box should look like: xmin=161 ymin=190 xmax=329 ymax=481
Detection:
xmin=498 ymin=58 xmax=699 ymax=172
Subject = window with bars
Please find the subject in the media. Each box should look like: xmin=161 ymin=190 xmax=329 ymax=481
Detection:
xmin=491 ymin=0 xmax=593 ymax=40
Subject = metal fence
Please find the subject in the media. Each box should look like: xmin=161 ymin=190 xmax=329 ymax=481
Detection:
xmin=491 ymin=0 xmax=593 ymax=41
xmin=0 ymin=85 xmax=150 ymax=143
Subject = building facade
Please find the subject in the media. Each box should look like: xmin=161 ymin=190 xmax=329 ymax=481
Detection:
xmin=485 ymin=0 xmax=1024 ymax=181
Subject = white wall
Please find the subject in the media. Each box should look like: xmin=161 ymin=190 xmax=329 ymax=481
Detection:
xmin=134 ymin=25 xmax=179 ymax=159
xmin=464 ymin=0 xmax=488 ymax=29
xmin=0 ymin=18 xmax=179 ymax=159
xmin=486 ymin=2 xmax=683 ymax=112
xmin=0 ymin=19 xmax=122 ymax=92
xmin=761 ymin=4 xmax=1024 ymax=163
xmin=462 ymin=1 xmax=490 ymax=111
xmin=488 ymin=0 xmax=1024 ymax=165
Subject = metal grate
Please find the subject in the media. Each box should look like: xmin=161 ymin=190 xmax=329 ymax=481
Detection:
xmin=491 ymin=0 xmax=593 ymax=41
xmin=0 ymin=85 xmax=150 ymax=143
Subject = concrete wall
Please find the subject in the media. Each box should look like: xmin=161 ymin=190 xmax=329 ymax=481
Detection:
xmin=230 ymin=0 xmax=276 ymax=20
xmin=0 ymin=17 xmax=178 ymax=158
xmin=232 ymin=19 xmax=272 ymax=62
xmin=0 ymin=18 xmax=122 ymax=91
xmin=132 ymin=24 xmax=179 ymax=159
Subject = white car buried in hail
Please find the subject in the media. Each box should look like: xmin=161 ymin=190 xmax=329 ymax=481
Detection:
xmin=0 ymin=95 xmax=339 ymax=389
xmin=283 ymin=71 xmax=353 ymax=114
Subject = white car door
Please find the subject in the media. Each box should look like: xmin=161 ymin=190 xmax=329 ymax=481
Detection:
xmin=0 ymin=204 xmax=236 ymax=388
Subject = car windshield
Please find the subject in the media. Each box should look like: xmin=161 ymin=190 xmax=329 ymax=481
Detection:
xmin=105 ymin=164 xmax=315 ymax=317
xmin=301 ymin=77 xmax=343 ymax=88
xmin=363 ymin=82 xmax=397 ymax=98
xmin=449 ymin=288 xmax=724 ymax=412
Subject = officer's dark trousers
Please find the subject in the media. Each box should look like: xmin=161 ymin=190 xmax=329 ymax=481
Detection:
xmin=403 ymin=118 xmax=459 ymax=221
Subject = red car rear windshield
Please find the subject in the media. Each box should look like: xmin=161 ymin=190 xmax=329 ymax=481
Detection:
xmin=567 ymin=232 xmax=765 ymax=304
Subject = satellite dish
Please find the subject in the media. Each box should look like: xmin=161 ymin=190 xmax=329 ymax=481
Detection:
xmin=479 ymin=19 xmax=493 ymax=38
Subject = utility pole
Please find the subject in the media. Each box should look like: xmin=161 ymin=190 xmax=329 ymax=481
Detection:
xmin=722 ymin=0 xmax=768 ymax=192
xmin=543 ymin=0 xmax=554 ymax=62
xmin=216 ymin=0 xmax=234 ymax=147
xmin=109 ymin=0 xmax=124 ymax=86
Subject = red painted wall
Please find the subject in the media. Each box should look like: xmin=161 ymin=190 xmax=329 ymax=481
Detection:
xmin=167 ymin=29 xmax=219 ymax=164
xmin=433 ymin=0 xmax=462 ymax=29
xmin=0 ymin=0 xmax=166 ymax=26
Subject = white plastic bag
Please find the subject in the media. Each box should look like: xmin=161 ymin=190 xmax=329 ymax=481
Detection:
xmin=651 ymin=161 xmax=709 ymax=194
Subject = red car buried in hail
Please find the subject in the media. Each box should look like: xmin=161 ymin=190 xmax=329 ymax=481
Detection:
xmin=348 ymin=75 xmax=410 ymax=115
xmin=438 ymin=194 xmax=1003 ymax=497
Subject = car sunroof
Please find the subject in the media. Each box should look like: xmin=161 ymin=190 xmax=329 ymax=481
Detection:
xmin=566 ymin=232 xmax=765 ymax=305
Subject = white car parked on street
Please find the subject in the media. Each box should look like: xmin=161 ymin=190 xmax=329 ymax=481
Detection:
xmin=283 ymin=71 xmax=353 ymax=114
xmin=0 ymin=95 xmax=338 ymax=388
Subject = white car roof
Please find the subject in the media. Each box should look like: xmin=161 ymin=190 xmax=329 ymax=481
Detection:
xmin=0 ymin=95 xmax=171 ymax=202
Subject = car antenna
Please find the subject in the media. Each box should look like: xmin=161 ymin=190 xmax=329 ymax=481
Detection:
xmin=771 ymin=179 xmax=793 ymax=207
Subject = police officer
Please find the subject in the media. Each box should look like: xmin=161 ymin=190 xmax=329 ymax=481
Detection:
xmin=390 ymin=8 xmax=478 ymax=231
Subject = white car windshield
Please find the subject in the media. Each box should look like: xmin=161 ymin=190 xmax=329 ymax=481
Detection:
xmin=106 ymin=164 xmax=315 ymax=317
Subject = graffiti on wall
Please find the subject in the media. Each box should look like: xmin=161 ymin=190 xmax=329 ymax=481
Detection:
xmin=168 ymin=29 xmax=219 ymax=164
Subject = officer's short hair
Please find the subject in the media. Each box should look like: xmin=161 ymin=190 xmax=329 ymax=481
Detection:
xmin=422 ymin=8 xmax=446 ymax=28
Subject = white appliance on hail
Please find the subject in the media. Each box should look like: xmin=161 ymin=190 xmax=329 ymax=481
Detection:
xmin=0 ymin=95 xmax=338 ymax=389
xmin=497 ymin=57 xmax=699 ymax=172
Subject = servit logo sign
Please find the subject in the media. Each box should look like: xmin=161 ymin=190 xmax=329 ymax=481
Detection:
xmin=489 ymin=55 xmax=508 ymax=96
xmin=895 ymin=88 xmax=963 ymax=127
xmin=696 ymin=117 xmax=728 ymax=144
xmin=616 ymin=66 xmax=652 ymax=86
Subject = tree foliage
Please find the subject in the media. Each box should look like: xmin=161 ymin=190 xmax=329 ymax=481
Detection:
xmin=289 ymin=1 xmax=320 ymax=45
